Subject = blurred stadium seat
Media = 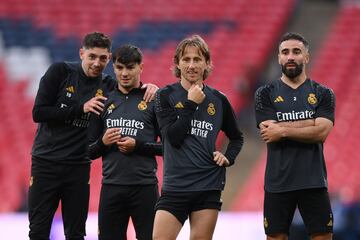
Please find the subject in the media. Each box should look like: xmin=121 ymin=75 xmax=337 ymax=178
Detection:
xmin=0 ymin=0 xmax=296 ymax=213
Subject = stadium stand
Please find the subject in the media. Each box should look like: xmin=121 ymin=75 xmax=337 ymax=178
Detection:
xmin=0 ymin=0 xmax=296 ymax=214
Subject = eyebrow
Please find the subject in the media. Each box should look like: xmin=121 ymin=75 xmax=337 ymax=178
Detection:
xmin=281 ymin=47 xmax=302 ymax=53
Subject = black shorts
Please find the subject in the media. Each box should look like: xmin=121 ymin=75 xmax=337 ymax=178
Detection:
xmin=264 ymin=188 xmax=333 ymax=236
xmin=155 ymin=190 xmax=222 ymax=225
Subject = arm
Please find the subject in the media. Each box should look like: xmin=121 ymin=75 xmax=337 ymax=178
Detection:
xmin=32 ymin=63 xmax=84 ymax=122
xmin=254 ymin=85 xmax=277 ymax=128
xmin=155 ymin=88 xmax=198 ymax=147
xmin=275 ymin=119 xmax=315 ymax=128
xmin=32 ymin=63 xmax=107 ymax=122
xmin=260 ymin=87 xmax=335 ymax=144
xmin=141 ymin=83 xmax=159 ymax=102
xmin=116 ymin=136 xmax=163 ymax=156
xmin=220 ymin=95 xmax=244 ymax=166
xmin=133 ymin=115 xmax=163 ymax=156
xmin=260 ymin=118 xmax=333 ymax=143
xmin=134 ymin=139 xmax=163 ymax=156
xmin=117 ymin=106 xmax=163 ymax=156
xmin=88 ymin=113 xmax=121 ymax=160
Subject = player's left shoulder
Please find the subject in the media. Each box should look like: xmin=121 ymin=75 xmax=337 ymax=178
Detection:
xmin=205 ymin=85 xmax=227 ymax=99
xmin=308 ymin=79 xmax=335 ymax=95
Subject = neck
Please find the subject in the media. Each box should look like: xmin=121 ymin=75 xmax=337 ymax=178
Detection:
xmin=117 ymin=82 xmax=140 ymax=94
xmin=180 ymin=79 xmax=203 ymax=90
xmin=281 ymin=73 xmax=307 ymax=89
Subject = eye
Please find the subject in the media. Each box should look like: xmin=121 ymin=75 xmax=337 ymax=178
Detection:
xmin=281 ymin=49 xmax=289 ymax=55
xmin=100 ymin=56 xmax=108 ymax=62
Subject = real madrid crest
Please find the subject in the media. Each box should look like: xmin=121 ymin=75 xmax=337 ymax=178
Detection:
xmin=107 ymin=103 xmax=116 ymax=114
xmin=307 ymin=93 xmax=317 ymax=105
xmin=264 ymin=217 xmax=268 ymax=228
xmin=138 ymin=100 xmax=147 ymax=111
xmin=207 ymin=103 xmax=216 ymax=115
xmin=96 ymin=89 xmax=104 ymax=97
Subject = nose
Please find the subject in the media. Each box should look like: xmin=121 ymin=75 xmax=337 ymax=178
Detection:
xmin=188 ymin=60 xmax=195 ymax=68
xmin=93 ymin=58 xmax=101 ymax=67
xmin=121 ymin=69 xmax=128 ymax=77
xmin=287 ymin=53 xmax=295 ymax=61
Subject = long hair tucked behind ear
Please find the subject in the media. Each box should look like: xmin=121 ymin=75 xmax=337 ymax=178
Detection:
xmin=172 ymin=35 xmax=212 ymax=80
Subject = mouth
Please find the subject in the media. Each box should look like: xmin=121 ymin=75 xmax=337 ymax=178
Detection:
xmin=91 ymin=67 xmax=101 ymax=74
xmin=286 ymin=63 xmax=297 ymax=68
xmin=121 ymin=79 xmax=130 ymax=83
xmin=187 ymin=71 xmax=198 ymax=77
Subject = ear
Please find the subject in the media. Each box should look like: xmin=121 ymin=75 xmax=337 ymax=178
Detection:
xmin=140 ymin=63 xmax=144 ymax=72
xmin=304 ymin=52 xmax=310 ymax=64
xmin=79 ymin=48 xmax=84 ymax=60
xmin=108 ymin=53 xmax=112 ymax=63
xmin=278 ymin=53 xmax=281 ymax=65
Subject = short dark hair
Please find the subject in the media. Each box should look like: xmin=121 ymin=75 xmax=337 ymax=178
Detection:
xmin=279 ymin=32 xmax=309 ymax=51
xmin=112 ymin=44 xmax=143 ymax=65
xmin=82 ymin=32 xmax=112 ymax=51
xmin=173 ymin=35 xmax=212 ymax=80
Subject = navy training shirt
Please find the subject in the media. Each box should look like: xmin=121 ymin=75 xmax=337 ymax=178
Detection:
xmin=255 ymin=78 xmax=335 ymax=193
xmin=31 ymin=62 xmax=116 ymax=165
xmin=88 ymin=87 xmax=162 ymax=185
xmin=155 ymin=82 xmax=243 ymax=192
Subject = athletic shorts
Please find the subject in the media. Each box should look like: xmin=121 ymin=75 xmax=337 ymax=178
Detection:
xmin=155 ymin=190 xmax=222 ymax=225
xmin=264 ymin=188 xmax=333 ymax=236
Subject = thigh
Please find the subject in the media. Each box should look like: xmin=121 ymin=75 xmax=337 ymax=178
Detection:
xmin=264 ymin=190 xmax=297 ymax=236
xmin=98 ymin=185 xmax=130 ymax=240
xmin=155 ymin=191 xmax=191 ymax=225
xmin=298 ymin=188 xmax=333 ymax=235
xmin=61 ymin=164 xmax=90 ymax=239
xmin=189 ymin=209 xmax=218 ymax=240
xmin=153 ymin=210 xmax=183 ymax=240
xmin=28 ymin=175 xmax=61 ymax=239
xmin=130 ymin=185 xmax=159 ymax=240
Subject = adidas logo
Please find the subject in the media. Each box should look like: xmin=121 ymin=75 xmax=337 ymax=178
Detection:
xmin=274 ymin=96 xmax=284 ymax=103
xmin=327 ymin=214 xmax=333 ymax=227
xmin=66 ymin=86 xmax=75 ymax=93
xmin=327 ymin=219 xmax=333 ymax=227
xmin=175 ymin=102 xmax=184 ymax=108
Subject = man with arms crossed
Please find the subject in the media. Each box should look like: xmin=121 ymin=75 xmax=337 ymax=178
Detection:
xmin=255 ymin=32 xmax=335 ymax=240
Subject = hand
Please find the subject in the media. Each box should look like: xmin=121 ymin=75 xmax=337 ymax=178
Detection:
xmin=260 ymin=122 xmax=283 ymax=143
xmin=213 ymin=151 xmax=230 ymax=167
xmin=102 ymin=128 xmax=121 ymax=146
xmin=259 ymin=120 xmax=276 ymax=130
xmin=188 ymin=85 xmax=205 ymax=104
xmin=117 ymin=136 xmax=136 ymax=153
xmin=141 ymin=83 xmax=159 ymax=102
xmin=83 ymin=96 xmax=107 ymax=115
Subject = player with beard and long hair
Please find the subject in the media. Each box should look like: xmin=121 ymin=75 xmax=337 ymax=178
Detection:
xmin=153 ymin=35 xmax=243 ymax=240
xmin=254 ymin=32 xmax=335 ymax=240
